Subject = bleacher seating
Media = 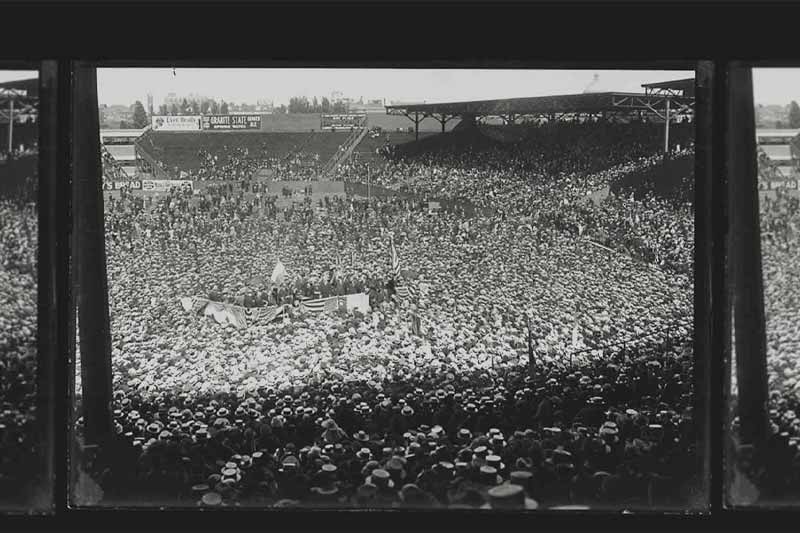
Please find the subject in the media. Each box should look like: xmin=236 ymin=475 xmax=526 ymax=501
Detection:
xmin=145 ymin=131 xmax=352 ymax=173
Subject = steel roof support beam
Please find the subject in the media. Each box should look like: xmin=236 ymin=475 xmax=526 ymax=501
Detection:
xmin=435 ymin=113 xmax=455 ymax=133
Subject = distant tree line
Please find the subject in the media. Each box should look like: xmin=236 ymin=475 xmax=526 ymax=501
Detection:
xmin=103 ymin=94 xmax=354 ymax=128
xmin=157 ymin=98 xmax=231 ymax=117
xmin=755 ymin=100 xmax=800 ymax=129
xmin=288 ymin=96 xmax=348 ymax=114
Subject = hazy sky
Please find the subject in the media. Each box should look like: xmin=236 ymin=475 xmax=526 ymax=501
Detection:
xmin=754 ymin=69 xmax=800 ymax=106
xmin=0 ymin=70 xmax=37 ymax=83
xmin=97 ymin=68 xmax=692 ymax=107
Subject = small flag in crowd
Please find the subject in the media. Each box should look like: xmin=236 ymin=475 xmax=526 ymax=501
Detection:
xmin=527 ymin=315 xmax=536 ymax=378
xmin=390 ymin=236 xmax=400 ymax=280
xmin=572 ymin=322 xmax=580 ymax=348
xmin=410 ymin=312 xmax=422 ymax=336
xmin=180 ymin=297 xmax=194 ymax=313
xmin=271 ymin=260 xmax=287 ymax=285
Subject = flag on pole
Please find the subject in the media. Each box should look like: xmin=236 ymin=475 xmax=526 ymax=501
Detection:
xmin=180 ymin=297 xmax=195 ymax=313
xmin=271 ymin=260 xmax=287 ymax=285
xmin=411 ymin=312 xmax=422 ymax=336
xmin=390 ymin=236 xmax=400 ymax=280
xmin=572 ymin=322 xmax=580 ymax=348
xmin=527 ymin=315 xmax=536 ymax=379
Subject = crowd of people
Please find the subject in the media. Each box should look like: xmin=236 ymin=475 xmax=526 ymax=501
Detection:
xmin=0 ymin=182 xmax=39 ymax=503
xmin=729 ymin=188 xmax=800 ymax=500
xmin=79 ymin=119 xmax=698 ymax=508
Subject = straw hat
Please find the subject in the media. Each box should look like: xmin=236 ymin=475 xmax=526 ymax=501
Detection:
xmin=479 ymin=483 xmax=538 ymax=510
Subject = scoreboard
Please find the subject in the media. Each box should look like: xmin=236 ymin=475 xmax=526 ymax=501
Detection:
xmin=320 ymin=114 xmax=366 ymax=131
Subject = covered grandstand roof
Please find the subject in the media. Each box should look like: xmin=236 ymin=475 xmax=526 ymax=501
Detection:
xmin=385 ymin=90 xmax=694 ymax=119
xmin=0 ymin=77 xmax=38 ymax=97
xmin=761 ymin=144 xmax=792 ymax=162
xmin=384 ymin=78 xmax=695 ymax=147
xmin=757 ymin=129 xmax=800 ymax=141
xmin=641 ymin=78 xmax=695 ymax=97
xmin=0 ymin=77 xmax=38 ymax=125
xmin=101 ymin=129 xmax=146 ymax=138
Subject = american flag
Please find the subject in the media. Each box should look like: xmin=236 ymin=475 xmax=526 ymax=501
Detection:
xmin=396 ymin=283 xmax=416 ymax=300
xmin=261 ymin=305 xmax=285 ymax=323
xmin=301 ymin=297 xmax=339 ymax=314
xmin=243 ymin=307 xmax=261 ymax=321
xmin=390 ymin=235 xmax=400 ymax=280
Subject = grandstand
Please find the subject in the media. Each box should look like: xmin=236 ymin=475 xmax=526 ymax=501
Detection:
xmin=100 ymin=129 xmax=144 ymax=177
xmin=0 ymin=74 xmax=40 ymax=509
xmin=0 ymin=77 xmax=38 ymax=159
xmin=386 ymin=79 xmax=694 ymax=148
xmin=755 ymin=129 xmax=800 ymax=193
xmin=125 ymin=78 xmax=694 ymax=188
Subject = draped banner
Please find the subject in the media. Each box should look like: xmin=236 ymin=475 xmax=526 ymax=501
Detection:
xmin=300 ymin=293 xmax=370 ymax=315
xmin=180 ymin=297 xmax=284 ymax=329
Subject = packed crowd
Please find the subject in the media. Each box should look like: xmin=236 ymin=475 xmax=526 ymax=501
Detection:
xmin=0 ymin=190 xmax=39 ymax=503
xmin=730 ymin=189 xmax=800 ymax=499
xmin=79 ymin=119 xmax=697 ymax=508
xmin=0 ymin=143 xmax=38 ymax=164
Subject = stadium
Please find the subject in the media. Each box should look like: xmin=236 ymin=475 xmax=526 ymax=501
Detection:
xmin=77 ymin=73 xmax=699 ymax=510
xmin=0 ymin=74 xmax=40 ymax=507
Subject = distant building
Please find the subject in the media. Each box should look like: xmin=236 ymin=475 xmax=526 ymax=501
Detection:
xmin=350 ymin=98 xmax=386 ymax=114
xmin=256 ymin=99 xmax=274 ymax=113
xmin=163 ymin=92 xmax=179 ymax=109
xmin=99 ymin=104 xmax=134 ymax=128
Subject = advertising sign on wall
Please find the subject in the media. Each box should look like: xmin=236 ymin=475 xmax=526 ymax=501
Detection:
xmin=320 ymin=114 xmax=366 ymax=130
xmin=150 ymin=115 xmax=202 ymax=131
xmin=141 ymin=180 xmax=194 ymax=192
xmin=103 ymin=180 xmax=143 ymax=191
xmin=201 ymin=114 xmax=262 ymax=130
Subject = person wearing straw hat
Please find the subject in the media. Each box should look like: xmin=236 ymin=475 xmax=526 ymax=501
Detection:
xmin=480 ymin=483 xmax=539 ymax=510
